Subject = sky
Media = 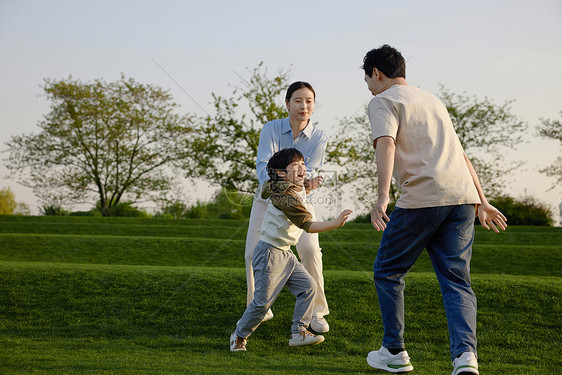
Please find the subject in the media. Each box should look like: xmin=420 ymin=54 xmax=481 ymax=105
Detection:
xmin=1 ymin=0 xmax=561 ymax=222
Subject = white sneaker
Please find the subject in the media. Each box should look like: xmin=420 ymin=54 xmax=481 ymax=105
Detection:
xmin=236 ymin=308 xmax=274 ymax=326
xmin=229 ymin=332 xmax=247 ymax=352
xmin=310 ymin=316 xmax=329 ymax=333
xmin=288 ymin=330 xmax=324 ymax=347
xmin=452 ymin=352 xmax=479 ymax=375
xmin=366 ymin=346 xmax=413 ymax=373
xmin=262 ymin=308 xmax=274 ymax=322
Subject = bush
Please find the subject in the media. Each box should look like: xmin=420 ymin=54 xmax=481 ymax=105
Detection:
xmin=156 ymin=200 xmax=189 ymax=219
xmin=487 ymin=195 xmax=553 ymax=226
xmin=184 ymin=189 xmax=253 ymax=220
xmin=41 ymin=205 xmax=69 ymax=216
xmin=108 ymin=202 xmax=150 ymax=217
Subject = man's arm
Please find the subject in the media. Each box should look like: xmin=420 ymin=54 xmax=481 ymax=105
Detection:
xmin=256 ymin=124 xmax=275 ymax=186
xmin=463 ymin=153 xmax=507 ymax=233
xmin=370 ymin=136 xmax=395 ymax=231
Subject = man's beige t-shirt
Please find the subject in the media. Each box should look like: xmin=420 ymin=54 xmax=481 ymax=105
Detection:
xmin=368 ymin=84 xmax=480 ymax=209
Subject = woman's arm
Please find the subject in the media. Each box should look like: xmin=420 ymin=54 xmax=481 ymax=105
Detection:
xmin=256 ymin=124 xmax=276 ymax=186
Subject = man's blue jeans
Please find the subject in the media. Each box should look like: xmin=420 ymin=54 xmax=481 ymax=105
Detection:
xmin=373 ymin=204 xmax=477 ymax=360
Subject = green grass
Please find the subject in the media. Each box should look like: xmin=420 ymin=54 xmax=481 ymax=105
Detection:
xmin=0 ymin=215 xmax=561 ymax=374
xmin=1 ymin=233 xmax=559 ymax=276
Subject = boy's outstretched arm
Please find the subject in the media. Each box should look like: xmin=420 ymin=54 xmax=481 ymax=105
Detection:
xmin=463 ymin=153 xmax=507 ymax=233
xmin=308 ymin=209 xmax=353 ymax=233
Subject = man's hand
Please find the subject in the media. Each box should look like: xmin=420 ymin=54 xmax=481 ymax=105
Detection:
xmin=304 ymin=176 xmax=324 ymax=192
xmin=371 ymin=196 xmax=390 ymax=231
xmin=477 ymin=202 xmax=507 ymax=233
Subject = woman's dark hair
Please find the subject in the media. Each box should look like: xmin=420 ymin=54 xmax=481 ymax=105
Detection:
xmin=285 ymin=81 xmax=315 ymax=101
xmin=267 ymin=148 xmax=304 ymax=181
xmin=362 ymin=44 xmax=406 ymax=79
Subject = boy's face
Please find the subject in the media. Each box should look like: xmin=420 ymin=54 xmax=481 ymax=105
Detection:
xmin=278 ymin=158 xmax=307 ymax=186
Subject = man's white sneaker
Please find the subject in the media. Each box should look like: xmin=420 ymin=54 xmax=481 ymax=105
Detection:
xmin=288 ymin=330 xmax=324 ymax=347
xmin=310 ymin=316 xmax=329 ymax=333
xmin=366 ymin=346 xmax=413 ymax=373
xmin=229 ymin=332 xmax=247 ymax=352
xmin=452 ymin=352 xmax=479 ymax=375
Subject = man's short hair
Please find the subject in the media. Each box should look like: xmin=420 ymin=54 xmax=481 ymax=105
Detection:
xmin=267 ymin=148 xmax=304 ymax=181
xmin=362 ymin=44 xmax=406 ymax=79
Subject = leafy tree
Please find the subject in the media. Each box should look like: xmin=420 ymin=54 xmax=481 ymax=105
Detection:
xmin=5 ymin=76 xmax=193 ymax=216
xmin=0 ymin=187 xmax=30 ymax=215
xmin=182 ymin=62 xmax=290 ymax=193
xmin=536 ymin=111 xmax=562 ymax=190
xmin=327 ymin=86 xmax=527 ymax=211
xmin=439 ymin=85 xmax=527 ymax=196
xmin=0 ymin=187 xmax=17 ymax=215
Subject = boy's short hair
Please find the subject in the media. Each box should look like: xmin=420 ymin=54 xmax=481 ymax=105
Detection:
xmin=362 ymin=44 xmax=406 ymax=79
xmin=267 ymin=148 xmax=304 ymax=181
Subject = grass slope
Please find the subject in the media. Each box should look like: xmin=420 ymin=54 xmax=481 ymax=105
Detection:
xmin=0 ymin=233 xmax=560 ymax=276
xmin=0 ymin=262 xmax=560 ymax=374
xmin=0 ymin=215 xmax=561 ymax=374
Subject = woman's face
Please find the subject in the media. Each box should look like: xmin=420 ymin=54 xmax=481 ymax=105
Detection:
xmin=286 ymin=88 xmax=315 ymax=123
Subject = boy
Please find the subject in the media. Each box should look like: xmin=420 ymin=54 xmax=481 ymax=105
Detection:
xmin=230 ymin=148 xmax=352 ymax=351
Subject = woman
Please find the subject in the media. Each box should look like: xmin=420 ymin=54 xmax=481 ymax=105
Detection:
xmin=244 ymin=81 xmax=330 ymax=333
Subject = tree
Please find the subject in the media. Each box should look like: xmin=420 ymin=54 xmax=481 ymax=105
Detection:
xmin=5 ymin=76 xmax=193 ymax=216
xmin=439 ymin=85 xmax=527 ymax=196
xmin=0 ymin=187 xmax=17 ymax=215
xmin=0 ymin=187 xmax=30 ymax=215
xmin=181 ymin=62 xmax=290 ymax=193
xmin=327 ymin=86 xmax=527 ymax=211
xmin=536 ymin=111 xmax=562 ymax=190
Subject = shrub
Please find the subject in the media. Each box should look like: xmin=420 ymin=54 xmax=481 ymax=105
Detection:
xmin=487 ymin=195 xmax=553 ymax=226
xmin=184 ymin=189 xmax=253 ymax=220
xmin=41 ymin=205 xmax=69 ymax=216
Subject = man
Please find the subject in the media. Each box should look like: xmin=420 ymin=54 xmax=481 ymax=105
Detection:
xmin=363 ymin=45 xmax=507 ymax=375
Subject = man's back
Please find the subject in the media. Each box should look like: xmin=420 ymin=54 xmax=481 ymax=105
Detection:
xmin=368 ymin=85 xmax=479 ymax=208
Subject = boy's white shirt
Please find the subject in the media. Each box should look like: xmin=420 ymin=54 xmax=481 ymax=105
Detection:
xmin=259 ymin=180 xmax=312 ymax=251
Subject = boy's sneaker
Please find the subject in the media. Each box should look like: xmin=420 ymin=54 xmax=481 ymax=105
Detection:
xmin=229 ymin=332 xmax=247 ymax=352
xmin=310 ymin=316 xmax=330 ymax=333
xmin=452 ymin=352 xmax=479 ymax=375
xmin=288 ymin=330 xmax=324 ymax=347
xmin=366 ymin=346 xmax=413 ymax=373
xmin=262 ymin=308 xmax=274 ymax=322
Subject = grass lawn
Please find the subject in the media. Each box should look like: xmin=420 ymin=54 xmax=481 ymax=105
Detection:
xmin=0 ymin=216 xmax=560 ymax=374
